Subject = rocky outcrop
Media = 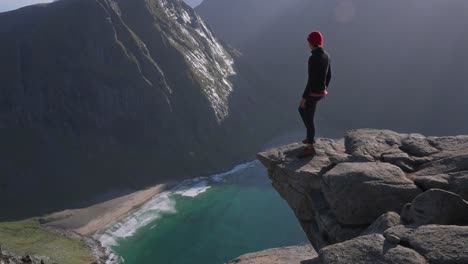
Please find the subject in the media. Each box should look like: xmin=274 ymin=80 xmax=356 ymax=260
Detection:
xmin=319 ymin=234 xmax=428 ymax=264
xmin=401 ymin=189 xmax=468 ymax=225
xmin=252 ymin=129 xmax=468 ymax=263
xmin=225 ymin=245 xmax=317 ymax=264
xmin=322 ymin=162 xmax=421 ymax=225
xmin=362 ymin=212 xmax=401 ymax=236
xmin=384 ymin=225 xmax=468 ymax=264
xmin=0 ymin=246 xmax=47 ymax=264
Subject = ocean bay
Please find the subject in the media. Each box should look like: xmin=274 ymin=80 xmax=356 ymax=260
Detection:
xmin=101 ymin=161 xmax=307 ymax=264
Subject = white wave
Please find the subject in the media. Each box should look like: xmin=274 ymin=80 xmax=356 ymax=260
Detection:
xmin=211 ymin=160 xmax=259 ymax=182
xmin=173 ymin=179 xmax=211 ymax=197
xmin=96 ymin=192 xmax=177 ymax=248
xmin=96 ymin=160 xmax=258 ymax=262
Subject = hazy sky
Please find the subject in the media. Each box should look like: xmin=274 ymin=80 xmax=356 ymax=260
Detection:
xmin=0 ymin=0 xmax=202 ymax=12
xmin=184 ymin=0 xmax=203 ymax=7
xmin=0 ymin=0 xmax=53 ymax=12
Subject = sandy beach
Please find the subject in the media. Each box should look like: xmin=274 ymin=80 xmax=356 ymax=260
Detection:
xmin=41 ymin=183 xmax=176 ymax=236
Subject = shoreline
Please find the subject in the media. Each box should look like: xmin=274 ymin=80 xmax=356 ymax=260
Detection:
xmin=36 ymin=159 xmax=262 ymax=263
xmin=40 ymin=182 xmax=178 ymax=237
xmin=39 ymin=131 xmax=303 ymax=239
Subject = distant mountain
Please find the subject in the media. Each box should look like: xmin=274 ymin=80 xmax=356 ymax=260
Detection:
xmin=0 ymin=0 xmax=286 ymax=217
xmin=197 ymin=0 xmax=468 ymax=136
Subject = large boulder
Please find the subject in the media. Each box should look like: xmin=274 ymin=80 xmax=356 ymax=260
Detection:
xmin=344 ymin=129 xmax=405 ymax=161
xmin=400 ymin=136 xmax=440 ymax=157
xmin=412 ymin=155 xmax=468 ymax=199
xmin=415 ymin=154 xmax=468 ymax=176
xmin=384 ymin=225 xmax=468 ymax=264
xmin=314 ymin=209 xmax=366 ymax=244
xmin=448 ymin=171 xmax=468 ymax=200
xmin=225 ymin=244 xmax=317 ymax=264
xmin=318 ymin=234 xmax=428 ymax=264
xmin=258 ymin=143 xmax=330 ymax=222
xmin=427 ymin=136 xmax=468 ymax=153
xmin=400 ymin=189 xmax=468 ymax=225
xmin=257 ymin=129 xmax=468 ymax=254
xmin=257 ymin=140 xmax=345 ymax=248
xmin=322 ymin=162 xmax=421 ymax=225
xmin=362 ymin=212 xmax=401 ymax=235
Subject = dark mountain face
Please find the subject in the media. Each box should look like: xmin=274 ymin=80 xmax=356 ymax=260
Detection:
xmin=197 ymin=0 xmax=468 ymax=136
xmin=0 ymin=0 xmax=283 ymax=217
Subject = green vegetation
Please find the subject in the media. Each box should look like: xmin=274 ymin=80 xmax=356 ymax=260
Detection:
xmin=0 ymin=218 xmax=95 ymax=264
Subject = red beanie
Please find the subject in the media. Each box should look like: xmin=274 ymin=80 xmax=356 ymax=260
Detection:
xmin=307 ymin=31 xmax=323 ymax=46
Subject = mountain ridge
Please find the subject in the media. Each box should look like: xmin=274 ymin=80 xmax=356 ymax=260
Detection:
xmin=0 ymin=0 xmax=283 ymax=218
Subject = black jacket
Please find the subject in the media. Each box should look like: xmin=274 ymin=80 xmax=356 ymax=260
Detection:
xmin=302 ymin=47 xmax=331 ymax=99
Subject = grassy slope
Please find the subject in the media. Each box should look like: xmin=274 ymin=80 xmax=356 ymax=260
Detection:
xmin=0 ymin=218 xmax=94 ymax=264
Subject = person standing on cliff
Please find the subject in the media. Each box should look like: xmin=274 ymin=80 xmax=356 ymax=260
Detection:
xmin=297 ymin=31 xmax=332 ymax=158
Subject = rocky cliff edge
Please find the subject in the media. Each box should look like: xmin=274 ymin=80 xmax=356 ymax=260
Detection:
xmin=229 ymin=129 xmax=468 ymax=264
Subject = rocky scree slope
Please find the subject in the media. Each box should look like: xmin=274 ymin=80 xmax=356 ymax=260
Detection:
xmin=243 ymin=129 xmax=468 ymax=264
xmin=0 ymin=248 xmax=47 ymax=264
xmin=0 ymin=0 xmax=277 ymax=217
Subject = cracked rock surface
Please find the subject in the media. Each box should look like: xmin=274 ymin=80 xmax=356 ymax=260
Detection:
xmin=225 ymin=245 xmax=317 ymax=264
xmin=248 ymin=129 xmax=468 ymax=264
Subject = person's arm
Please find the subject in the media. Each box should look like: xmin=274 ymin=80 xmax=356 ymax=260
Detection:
xmin=326 ymin=63 xmax=332 ymax=87
xmin=302 ymin=56 xmax=313 ymax=99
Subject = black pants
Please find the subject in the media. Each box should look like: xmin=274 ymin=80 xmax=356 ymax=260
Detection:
xmin=298 ymin=97 xmax=322 ymax=143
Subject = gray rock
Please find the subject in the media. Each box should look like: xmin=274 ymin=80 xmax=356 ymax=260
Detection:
xmin=413 ymin=175 xmax=450 ymax=191
xmin=261 ymin=144 xmax=331 ymax=222
xmin=344 ymin=129 xmax=406 ymax=161
xmin=362 ymin=212 xmax=401 ymax=235
xmin=415 ymin=154 xmax=468 ymax=176
xmin=257 ymin=129 xmax=468 ymax=258
xmin=400 ymin=189 xmax=468 ymax=225
xmin=400 ymin=136 xmax=439 ymax=157
xmin=448 ymin=171 xmax=468 ymax=200
xmin=411 ymin=155 xmax=468 ymax=199
xmin=400 ymin=203 xmax=413 ymax=223
xmin=413 ymin=170 xmax=468 ymax=200
xmin=428 ymin=136 xmax=468 ymax=153
xmin=0 ymin=246 xmax=48 ymax=264
xmin=225 ymin=244 xmax=318 ymax=264
xmin=328 ymin=153 xmax=351 ymax=164
xmin=257 ymin=140 xmax=342 ymax=248
xmin=384 ymin=225 xmax=468 ymax=264
xmin=315 ymin=210 xmax=366 ymax=244
xmin=319 ymin=234 xmax=428 ymax=264
xmin=381 ymin=152 xmax=417 ymax=172
xmin=322 ymin=162 xmax=421 ymax=225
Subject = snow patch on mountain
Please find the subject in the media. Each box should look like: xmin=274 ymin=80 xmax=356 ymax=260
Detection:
xmin=157 ymin=0 xmax=236 ymax=122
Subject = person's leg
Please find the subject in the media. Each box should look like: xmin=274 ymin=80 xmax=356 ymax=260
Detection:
xmin=304 ymin=98 xmax=319 ymax=144
xmin=297 ymin=97 xmax=322 ymax=158
xmin=299 ymin=106 xmax=311 ymax=143
xmin=298 ymin=106 xmax=309 ymax=129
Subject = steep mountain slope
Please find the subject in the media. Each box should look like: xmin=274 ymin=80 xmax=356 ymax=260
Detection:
xmin=197 ymin=0 xmax=468 ymax=136
xmin=0 ymin=0 xmax=280 ymax=217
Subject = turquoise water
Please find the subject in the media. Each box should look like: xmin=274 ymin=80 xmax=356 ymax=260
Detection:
xmin=103 ymin=161 xmax=308 ymax=264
